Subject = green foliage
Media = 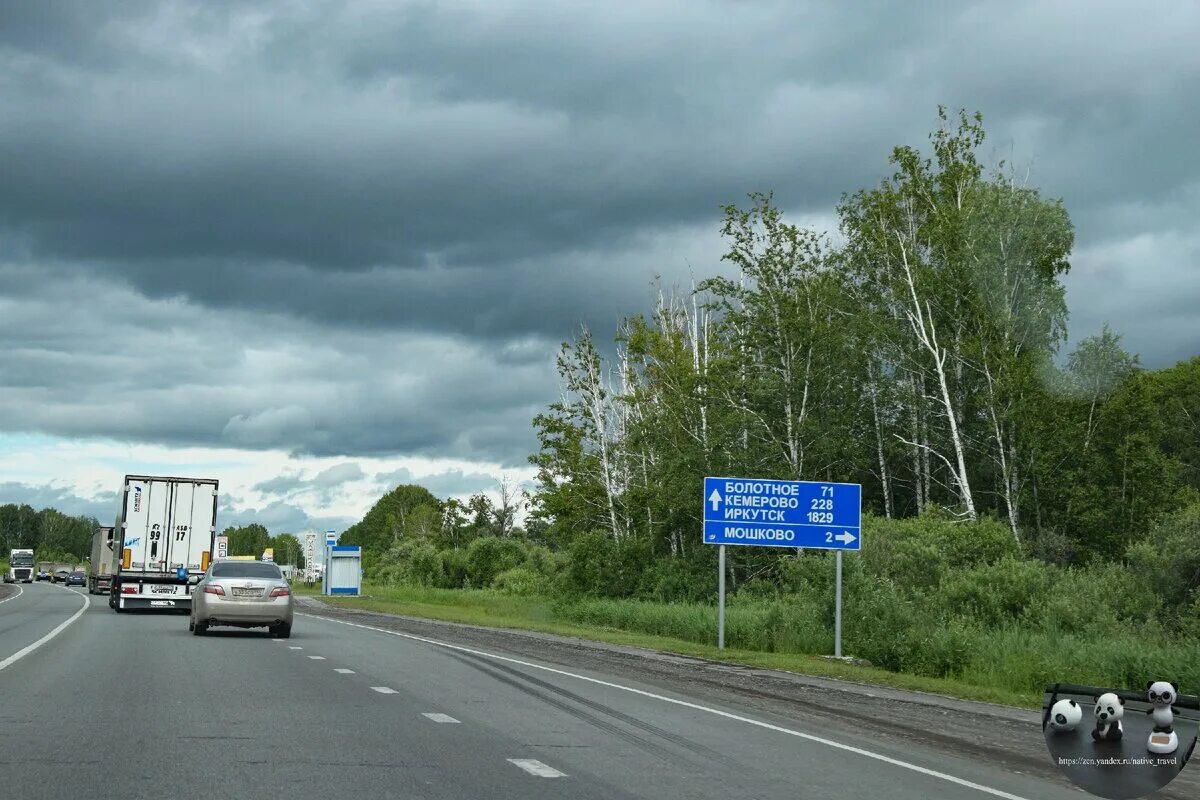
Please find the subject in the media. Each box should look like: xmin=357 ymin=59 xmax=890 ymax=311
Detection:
xmin=562 ymin=532 xmax=647 ymax=597
xmin=224 ymin=523 xmax=270 ymax=557
xmin=465 ymin=536 xmax=528 ymax=588
xmin=1126 ymin=503 xmax=1200 ymax=607
xmin=0 ymin=503 xmax=97 ymax=560
xmin=938 ymin=557 xmax=1054 ymax=628
xmin=492 ymin=566 xmax=547 ymax=596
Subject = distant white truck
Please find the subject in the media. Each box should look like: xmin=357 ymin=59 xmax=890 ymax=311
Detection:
xmin=89 ymin=526 xmax=119 ymax=595
xmin=110 ymin=475 xmax=219 ymax=612
xmin=5 ymin=548 xmax=35 ymax=583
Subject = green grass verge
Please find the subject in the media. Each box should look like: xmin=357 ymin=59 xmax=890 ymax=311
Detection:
xmin=315 ymin=584 xmax=1038 ymax=709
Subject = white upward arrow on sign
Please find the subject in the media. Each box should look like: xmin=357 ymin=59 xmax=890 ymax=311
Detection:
xmin=708 ymin=488 xmax=723 ymax=510
xmin=835 ymin=531 xmax=856 ymax=544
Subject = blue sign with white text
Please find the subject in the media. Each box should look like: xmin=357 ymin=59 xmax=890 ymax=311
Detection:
xmin=702 ymin=476 xmax=862 ymax=550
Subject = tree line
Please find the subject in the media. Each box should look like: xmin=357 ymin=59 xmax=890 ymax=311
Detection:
xmin=0 ymin=504 xmax=99 ymax=562
xmin=529 ymin=108 xmax=1199 ymax=583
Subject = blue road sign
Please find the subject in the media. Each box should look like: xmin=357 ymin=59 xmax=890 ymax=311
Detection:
xmin=703 ymin=476 xmax=862 ymax=550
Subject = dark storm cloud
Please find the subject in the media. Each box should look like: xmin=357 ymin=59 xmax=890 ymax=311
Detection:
xmin=0 ymin=267 xmax=554 ymax=463
xmin=0 ymin=0 xmax=1197 ymax=477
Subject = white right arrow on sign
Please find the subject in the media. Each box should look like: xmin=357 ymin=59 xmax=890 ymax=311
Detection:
xmin=835 ymin=531 xmax=856 ymax=544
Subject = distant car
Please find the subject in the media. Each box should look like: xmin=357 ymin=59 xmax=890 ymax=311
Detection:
xmin=52 ymin=569 xmax=70 ymax=583
xmin=65 ymin=571 xmax=86 ymax=587
xmin=191 ymin=560 xmax=293 ymax=638
xmin=37 ymin=570 xmax=50 ymax=581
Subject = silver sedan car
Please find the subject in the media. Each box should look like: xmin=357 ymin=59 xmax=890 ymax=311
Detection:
xmin=190 ymin=560 xmax=294 ymax=638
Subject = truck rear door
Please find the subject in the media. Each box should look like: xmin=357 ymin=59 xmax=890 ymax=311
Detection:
xmin=165 ymin=480 xmax=216 ymax=574
xmin=122 ymin=477 xmax=164 ymax=573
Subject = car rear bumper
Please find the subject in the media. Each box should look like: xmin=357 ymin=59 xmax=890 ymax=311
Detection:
xmin=194 ymin=595 xmax=293 ymax=626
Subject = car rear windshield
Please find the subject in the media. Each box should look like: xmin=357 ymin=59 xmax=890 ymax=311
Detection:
xmin=211 ymin=562 xmax=283 ymax=579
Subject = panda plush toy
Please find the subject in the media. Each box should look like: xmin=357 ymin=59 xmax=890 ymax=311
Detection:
xmin=1049 ymin=699 xmax=1083 ymax=733
xmin=1146 ymin=680 xmax=1180 ymax=754
xmin=1092 ymin=692 xmax=1125 ymax=742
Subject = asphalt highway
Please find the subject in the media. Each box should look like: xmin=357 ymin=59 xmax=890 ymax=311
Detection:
xmin=0 ymin=581 xmax=1091 ymax=800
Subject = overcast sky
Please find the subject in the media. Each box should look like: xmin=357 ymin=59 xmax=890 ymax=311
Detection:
xmin=1 ymin=1 xmax=1197 ymax=533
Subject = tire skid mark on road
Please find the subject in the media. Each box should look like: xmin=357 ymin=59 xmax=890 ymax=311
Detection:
xmin=446 ymin=649 xmax=713 ymax=765
xmin=299 ymin=611 xmax=1035 ymax=800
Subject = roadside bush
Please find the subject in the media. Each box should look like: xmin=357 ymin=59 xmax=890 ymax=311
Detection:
xmin=438 ymin=548 xmax=470 ymax=589
xmin=1030 ymin=562 xmax=1160 ymax=635
xmin=562 ymin=531 xmax=647 ymax=597
xmin=636 ymin=555 xmax=713 ymax=602
xmin=938 ymin=556 xmax=1054 ymax=628
xmin=492 ymin=566 xmax=548 ymax=596
xmin=405 ymin=541 xmax=444 ymax=587
xmin=863 ymin=514 xmax=1017 ymax=592
xmin=466 ymin=536 xmax=528 ymax=588
xmin=1126 ymin=502 xmax=1200 ymax=606
xmin=523 ymin=544 xmax=567 ymax=580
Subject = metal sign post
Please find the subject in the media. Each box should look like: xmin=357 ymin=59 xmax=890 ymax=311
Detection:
xmin=703 ymin=476 xmax=861 ymax=657
xmin=717 ymin=545 xmax=726 ymax=649
xmin=835 ymin=550 xmax=843 ymax=658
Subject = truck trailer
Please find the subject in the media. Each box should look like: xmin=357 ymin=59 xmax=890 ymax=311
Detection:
xmin=110 ymin=475 xmax=219 ymax=612
xmin=89 ymin=526 xmax=119 ymax=595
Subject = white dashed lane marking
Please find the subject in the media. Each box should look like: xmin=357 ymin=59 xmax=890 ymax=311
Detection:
xmin=508 ymin=759 xmax=566 ymax=778
xmin=308 ymin=655 xmax=326 ymax=660
xmin=371 ymin=686 xmax=398 ymax=694
xmin=288 ymin=646 xmax=302 ymax=650
xmin=334 ymin=668 xmax=355 ymax=674
xmin=422 ymin=713 xmax=460 ymax=724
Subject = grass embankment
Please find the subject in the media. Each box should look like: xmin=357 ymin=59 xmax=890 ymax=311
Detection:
xmin=316 ymin=583 xmax=1039 ymax=708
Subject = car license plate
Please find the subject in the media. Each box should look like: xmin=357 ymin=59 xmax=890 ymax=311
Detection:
xmin=151 ymin=585 xmax=177 ymax=594
xmin=232 ymin=587 xmax=260 ymax=597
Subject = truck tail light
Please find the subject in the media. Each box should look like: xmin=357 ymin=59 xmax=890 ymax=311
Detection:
xmin=270 ymin=586 xmax=290 ymax=597
xmin=121 ymin=586 xmax=137 ymax=594
xmin=204 ymin=584 xmax=225 ymax=596
xmin=121 ymin=548 xmax=131 ymax=569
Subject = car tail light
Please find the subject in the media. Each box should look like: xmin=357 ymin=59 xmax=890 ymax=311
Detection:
xmin=204 ymin=584 xmax=225 ymax=596
xmin=121 ymin=586 xmax=137 ymax=594
xmin=270 ymin=586 xmax=290 ymax=597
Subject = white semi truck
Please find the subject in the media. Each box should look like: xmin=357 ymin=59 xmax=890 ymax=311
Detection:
xmin=110 ymin=475 xmax=219 ymax=612
xmin=5 ymin=548 xmax=35 ymax=583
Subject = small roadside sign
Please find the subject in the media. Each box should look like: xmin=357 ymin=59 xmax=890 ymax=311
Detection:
xmin=214 ymin=535 xmax=229 ymax=560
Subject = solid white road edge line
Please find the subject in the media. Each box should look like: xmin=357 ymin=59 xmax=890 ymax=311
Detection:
xmin=299 ymin=612 xmax=1031 ymax=800
xmin=0 ymin=589 xmax=90 ymax=672
xmin=422 ymin=713 xmax=461 ymax=724
xmin=507 ymin=759 xmax=566 ymax=778
xmin=0 ymin=584 xmax=23 ymax=605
